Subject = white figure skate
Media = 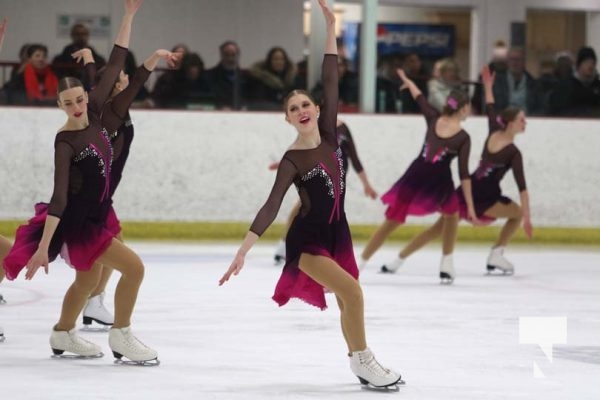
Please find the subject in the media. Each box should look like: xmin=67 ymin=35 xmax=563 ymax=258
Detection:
xmin=50 ymin=328 xmax=103 ymax=359
xmin=82 ymin=292 xmax=114 ymax=332
xmin=109 ymin=326 xmax=159 ymax=366
xmin=349 ymin=348 xmax=404 ymax=391
xmin=486 ymin=247 xmax=514 ymax=275
xmin=440 ymin=255 xmax=455 ymax=284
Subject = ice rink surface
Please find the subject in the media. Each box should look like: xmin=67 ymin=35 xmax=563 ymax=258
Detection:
xmin=0 ymin=242 xmax=598 ymax=400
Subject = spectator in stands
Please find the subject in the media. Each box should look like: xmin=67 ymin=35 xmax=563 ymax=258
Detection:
xmin=153 ymin=52 xmax=213 ymax=109
xmin=398 ymin=52 xmax=428 ymax=114
xmin=205 ymin=40 xmax=250 ymax=110
xmin=9 ymin=43 xmax=31 ymax=80
xmin=428 ymin=58 xmax=466 ymax=112
xmin=248 ymin=46 xmax=297 ymax=110
xmin=3 ymin=44 xmax=58 ymax=105
xmin=52 ymin=23 xmax=106 ymax=80
xmin=549 ymin=46 xmax=600 ymax=117
xmin=473 ymin=47 xmax=542 ymax=115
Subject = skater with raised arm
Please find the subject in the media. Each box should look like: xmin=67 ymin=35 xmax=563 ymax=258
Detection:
xmin=359 ymin=69 xmax=478 ymax=284
xmin=3 ymin=0 xmax=176 ymax=365
xmin=220 ymin=0 xmax=402 ymax=390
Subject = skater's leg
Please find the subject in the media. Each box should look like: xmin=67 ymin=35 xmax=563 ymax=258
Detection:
xmin=483 ymin=202 xmax=523 ymax=247
xmin=90 ymin=265 xmax=113 ymax=297
xmin=0 ymin=235 xmax=12 ymax=284
xmin=441 ymin=212 xmax=459 ymax=256
xmin=299 ymin=254 xmax=366 ymax=352
xmin=361 ymin=219 xmax=401 ymax=261
xmin=55 ymin=263 xmax=103 ymax=331
xmin=399 ymin=216 xmax=444 ymax=259
xmin=335 ymin=295 xmax=351 ymax=354
xmin=95 ymin=239 xmax=144 ymax=329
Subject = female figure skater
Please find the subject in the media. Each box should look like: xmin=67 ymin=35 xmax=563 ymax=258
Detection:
xmin=273 ymin=119 xmax=377 ymax=264
xmin=3 ymin=0 xmax=176 ymax=364
xmin=359 ymin=69 xmax=478 ymax=284
xmin=70 ymin=45 xmax=160 ymax=330
xmin=459 ymin=65 xmax=533 ymax=273
xmin=219 ymin=0 xmax=402 ymax=390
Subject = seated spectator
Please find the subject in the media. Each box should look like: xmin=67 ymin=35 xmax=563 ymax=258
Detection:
xmin=427 ymin=58 xmax=466 ymax=112
xmin=247 ymin=46 xmax=297 ymax=110
xmin=549 ymin=46 xmax=600 ymax=117
xmin=52 ymin=23 xmax=106 ymax=80
xmin=205 ymin=40 xmax=251 ymax=110
xmin=4 ymin=44 xmax=58 ymax=105
xmin=9 ymin=43 xmax=31 ymax=80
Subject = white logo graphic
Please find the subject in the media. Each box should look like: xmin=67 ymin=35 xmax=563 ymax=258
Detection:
xmin=519 ymin=317 xmax=567 ymax=378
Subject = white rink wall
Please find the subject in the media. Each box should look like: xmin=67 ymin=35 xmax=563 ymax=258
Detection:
xmin=0 ymin=108 xmax=598 ymax=227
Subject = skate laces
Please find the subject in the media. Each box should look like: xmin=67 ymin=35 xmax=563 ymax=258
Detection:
xmin=66 ymin=331 xmax=98 ymax=351
xmin=359 ymin=350 xmax=391 ymax=376
xmin=120 ymin=329 xmax=151 ymax=354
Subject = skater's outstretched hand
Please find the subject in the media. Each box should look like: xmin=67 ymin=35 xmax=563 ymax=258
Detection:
xmin=25 ymin=248 xmax=49 ymax=280
xmin=364 ymin=183 xmax=378 ymax=199
xmin=124 ymin=0 xmax=144 ymax=16
xmin=317 ymin=0 xmax=336 ymax=27
xmin=523 ymin=218 xmax=533 ymax=239
xmin=219 ymin=252 xmax=245 ymax=285
xmin=71 ymin=48 xmax=93 ymax=64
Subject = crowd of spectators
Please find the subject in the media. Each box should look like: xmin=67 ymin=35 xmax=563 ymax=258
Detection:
xmin=2 ymin=23 xmax=600 ymax=117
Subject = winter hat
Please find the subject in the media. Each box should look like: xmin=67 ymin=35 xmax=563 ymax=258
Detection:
xmin=576 ymin=46 xmax=597 ymax=67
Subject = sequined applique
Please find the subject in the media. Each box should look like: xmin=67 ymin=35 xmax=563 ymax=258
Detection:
xmin=421 ymin=143 xmax=449 ymax=163
xmin=302 ymin=164 xmax=334 ymax=198
xmin=474 ymin=160 xmax=503 ymax=179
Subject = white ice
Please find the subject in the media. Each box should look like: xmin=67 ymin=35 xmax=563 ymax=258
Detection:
xmin=0 ymin=243 xmax=599 ymax=400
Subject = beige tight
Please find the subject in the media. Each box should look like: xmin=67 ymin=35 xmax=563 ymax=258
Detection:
xmin=361 ymin=213 xmax=459 ymax=261
xmin=299 ymin=253 xmax=366 ymax=353
xmin=483 ymin=201 xmax=523 ymax=247
xmin=0 ymin=235 xmax=12 ymax=284
xmin=56 ymin=238 xmax=144 ymax=331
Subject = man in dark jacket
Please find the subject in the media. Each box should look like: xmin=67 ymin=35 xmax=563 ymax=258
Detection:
xmin=205 ymin=40 xmax=250 ymax=110
xmin=52 ymin=23 xmax=106 ymax=81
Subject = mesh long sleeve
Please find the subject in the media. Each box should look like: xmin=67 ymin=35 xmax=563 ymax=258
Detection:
xmin=511 ymin=150 xmax=527 ymax=192
xmin=485 ymin=103 xmax=503 ymax=134
xmin=339 ymin=124 xmax=364 ymax=173
xmin=88 ymin=45 xmax=128 ymax=113
xmin=249 ymin=157 xmax=298 ymax=236
xmin=416 ymin=94 xmax=440 ymax=126
xmin=103 ymin=65 xmax=151 ymax=133
xmin=457 ymin=135 xmax=471 ymax=180
xmin=47 ymin=141 xmax=75 ymax=218
xmin=318 ymin=54 xmax=339 ymax=147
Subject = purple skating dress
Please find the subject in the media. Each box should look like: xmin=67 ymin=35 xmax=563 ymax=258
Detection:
xmin=3 ymin=45 xmax=150 ymax=279
xmin=381 ymin=95 xmax=471 ymax=222
xmin=457 ymin=103 xmax=527 ymax=224
xmin=249 ymin=54 xmax=358 ymax=310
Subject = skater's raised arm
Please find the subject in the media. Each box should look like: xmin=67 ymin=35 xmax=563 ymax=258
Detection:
xmin=220 ymin=158 xmax=298 ymax=285
xmin=104 ymin=49 xmax=179 ymax=132
xmin=481 ymin=65 xmax=504 ymax=134
xmin=316 ymin=0 xmax=339 ymax=147
xmin=397 ymin=69 xmax=439 ymax=122
xmin=72 ymin=48 xmax=97 ymax=90
xmin=89 ymin=0 xmax=142 ymax=111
